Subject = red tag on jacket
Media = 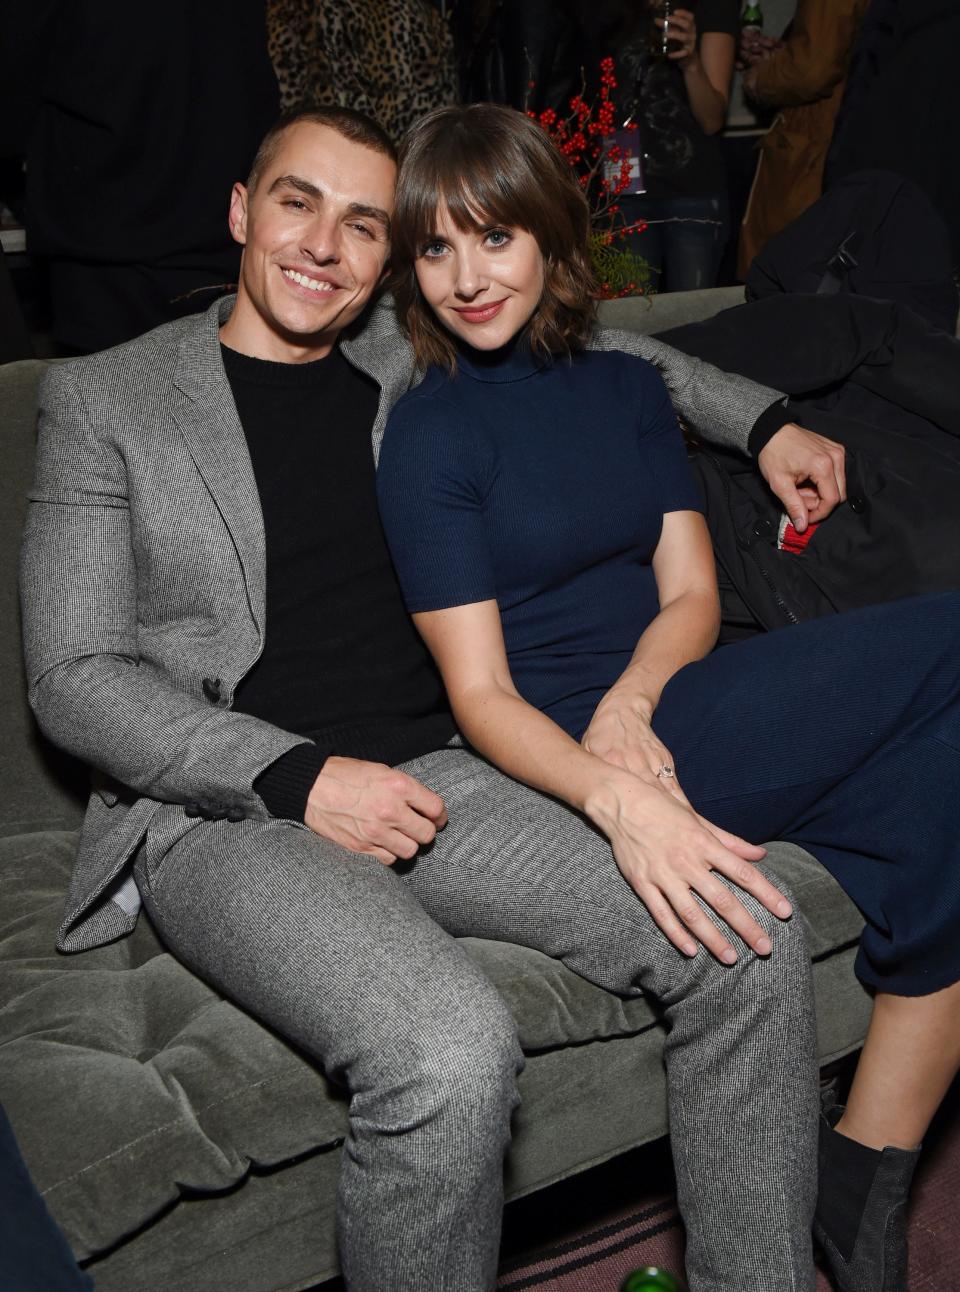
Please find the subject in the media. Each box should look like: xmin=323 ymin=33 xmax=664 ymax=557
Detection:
xmin=778 ymin=515 xmax=820 ymax=554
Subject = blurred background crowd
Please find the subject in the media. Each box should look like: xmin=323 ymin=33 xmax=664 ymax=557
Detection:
xmin=1 ymin=0 xmax=957 ymax=360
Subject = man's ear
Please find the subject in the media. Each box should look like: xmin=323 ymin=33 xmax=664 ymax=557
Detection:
xmin=228 ymin=183 xmax=249 ymax=246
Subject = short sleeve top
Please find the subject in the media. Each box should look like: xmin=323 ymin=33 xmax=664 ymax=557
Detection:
xmin=377 ymin=342 xmax=703 ymax=739
xmin=612 ymin=0 xmax=740 ymax=200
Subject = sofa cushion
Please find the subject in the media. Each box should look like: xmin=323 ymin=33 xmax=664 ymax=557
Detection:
xmin=0 ymin=831 xmax=348 ymax=1258
xmin=0 ymin=825 xmax=865 ymax=1261
xmin=0 ymin=830 xmax=662 ymax=1259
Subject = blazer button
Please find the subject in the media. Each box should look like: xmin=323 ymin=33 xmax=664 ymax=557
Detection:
xmin=202 ymin=677 xmax=222 ymax=703
xmin=849 ymin=495 xmax=867 ymax=514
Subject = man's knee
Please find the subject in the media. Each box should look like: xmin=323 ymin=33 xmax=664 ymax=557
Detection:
xmin=716 ymin=874 xmax=813 ymax=1019
xmin=408 ymin=987 xmax=521 ymax=1119
xmin=654 ymin=872 xmax=811 ymax=1008
xmin=354 ymin=985 xmax=523 ymax=1153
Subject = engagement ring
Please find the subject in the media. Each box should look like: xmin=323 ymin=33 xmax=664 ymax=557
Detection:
xmin=657 ymin=764 xmax=675 ymax=779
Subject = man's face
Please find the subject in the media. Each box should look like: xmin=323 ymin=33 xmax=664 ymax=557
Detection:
xmin=225 ymin=122 xmax=397 ymax=362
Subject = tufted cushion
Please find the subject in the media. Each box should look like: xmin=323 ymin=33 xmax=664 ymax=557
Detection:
xmin=0 ymin=824 xmax=867 ymax=1262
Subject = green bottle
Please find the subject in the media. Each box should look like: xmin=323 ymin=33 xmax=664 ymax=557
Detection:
xmin=741 ymin=2 xmax=763 ymax=36
xmin=621 ymin=1268 xmax=683 ymax=1292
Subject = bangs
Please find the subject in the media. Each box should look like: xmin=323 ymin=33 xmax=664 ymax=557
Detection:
xmin=394 ymin=125 xmax=547 ymax=264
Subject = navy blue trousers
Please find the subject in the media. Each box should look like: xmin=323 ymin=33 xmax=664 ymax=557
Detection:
xmin=651 ymin=592 xmax=960 ymax=996
xmin=0 ymin=1103 xmax=93 ymax=1291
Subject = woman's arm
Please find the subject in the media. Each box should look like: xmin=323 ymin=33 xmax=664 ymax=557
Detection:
xmin=666 ymin=10 xmax=736 ymax=135
xmin=581 ymin=510 xmax=719 ymax=779
xmin=413 ymin=596 xmax=790 ymax=963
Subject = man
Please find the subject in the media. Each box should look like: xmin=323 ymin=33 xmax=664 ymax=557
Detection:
xmin=21 ymin=107 xmax=844 ymax=1291
xmin=738 ymin=0 xmax=869 ymax=275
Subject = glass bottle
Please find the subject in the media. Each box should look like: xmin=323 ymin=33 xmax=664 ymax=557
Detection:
xmin=741 ymin=2 xmax=764 ymax=37
xmin=646 ymin=0 xmax=676 ymax=59
xmin=621 ymin=1267 xmax=684 ymax=1292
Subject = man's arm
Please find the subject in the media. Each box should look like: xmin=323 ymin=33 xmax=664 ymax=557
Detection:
xmin=19 ymin=365 xmax=308 ymax=821
xmin=744 ymin=0 xmax=864 ymax=106
xmin=20 ymin=362 xmax=447 ymax=853
xmin=592 ymin=324 xmax=784 ymax=452
xmin=592 ymin=325 xmax=846 ymax=528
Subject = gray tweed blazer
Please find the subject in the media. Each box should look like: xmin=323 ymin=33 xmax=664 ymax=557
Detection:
xmin=20 ymin=294 xmax=783 ymax=952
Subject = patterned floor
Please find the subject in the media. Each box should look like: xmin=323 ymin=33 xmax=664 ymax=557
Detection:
xmin=497 ymin=1081 xmax=960 ymax=1291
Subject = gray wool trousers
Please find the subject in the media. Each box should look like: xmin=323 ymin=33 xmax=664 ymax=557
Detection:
xmin=134 ymin=746 xmax=818 ymax=1292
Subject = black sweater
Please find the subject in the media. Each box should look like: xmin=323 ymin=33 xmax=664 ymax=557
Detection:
xmin=223 ymin=343 xmax=456 ymax=821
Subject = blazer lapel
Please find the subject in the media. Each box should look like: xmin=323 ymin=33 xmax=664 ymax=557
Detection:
xmin=171 ymin=297 xmax=267 ymax=634
xmin=340 ymin=296 xmax=417 ymax=465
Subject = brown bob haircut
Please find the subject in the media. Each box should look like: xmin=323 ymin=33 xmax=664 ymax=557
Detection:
xmin=247 ymin=105 xmax=397 ymax=193
xmin=393 ymin=104 xmax=598 ymax=372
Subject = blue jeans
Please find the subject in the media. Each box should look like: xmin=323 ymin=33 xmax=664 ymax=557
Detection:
xmin=619 ymin=193 xmax=729 ymax=292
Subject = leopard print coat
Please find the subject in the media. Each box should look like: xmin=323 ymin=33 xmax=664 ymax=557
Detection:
xmin=267 ymin=0 xmax=459 ymax=144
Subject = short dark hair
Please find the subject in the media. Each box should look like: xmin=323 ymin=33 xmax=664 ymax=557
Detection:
xmin=247 ymin=106 xmax=398 ymax=192
xmin=392 ymin=104 xmax=598 ymax=373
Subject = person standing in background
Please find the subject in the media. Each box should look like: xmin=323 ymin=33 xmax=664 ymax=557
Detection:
xmin=737 ymin=0 xmax=868 ymax=277
xmin=591 ymin=1 xmax=740 ymax=292
xmin=22 ymin=0 xmax=279 ymax=355
xmin=825 ymin=0 xmax=960 ymax=276
xmin=266 ymin=0 xmax=459 ymax=144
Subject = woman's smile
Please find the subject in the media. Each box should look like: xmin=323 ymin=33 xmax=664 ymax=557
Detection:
xmin=451 ymin=299 xmax=508 ymax=324
xmin=415 ymin=206 xmax=546 ymax=351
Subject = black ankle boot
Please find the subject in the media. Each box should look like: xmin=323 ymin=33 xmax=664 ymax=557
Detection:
xmin=813 ymin=1103 xmax=920 ymax=1292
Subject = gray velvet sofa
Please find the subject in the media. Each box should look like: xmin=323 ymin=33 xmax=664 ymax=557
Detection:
xmin=0 ymin=289 xmax=872 ymax=1292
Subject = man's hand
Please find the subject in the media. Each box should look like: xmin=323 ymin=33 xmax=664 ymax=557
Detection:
xmin=738 ymin=32 xmax=783 ymax=72
xmin=305 ymin=756 xmax=448 ymax=865
xmin=758 ymin=423 xmax=847 ymax=533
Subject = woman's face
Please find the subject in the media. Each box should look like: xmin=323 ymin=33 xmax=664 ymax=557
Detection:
xmin=414 ymin=204 xmax=546 ymax=351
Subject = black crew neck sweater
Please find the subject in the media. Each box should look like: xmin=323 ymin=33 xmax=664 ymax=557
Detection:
xmin=222 ymin=343 xmax=456 ymax=820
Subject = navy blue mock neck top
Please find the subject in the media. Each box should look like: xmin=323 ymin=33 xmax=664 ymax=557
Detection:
xmin=376 ymin=338 xmax=703 ymax=740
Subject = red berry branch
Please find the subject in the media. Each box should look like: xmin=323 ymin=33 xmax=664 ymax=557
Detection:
xmin=527 ymin=59 xmax=652 ymax=298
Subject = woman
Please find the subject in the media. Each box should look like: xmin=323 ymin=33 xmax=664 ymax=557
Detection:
xmin=377 ymin=103 xmax=960 ymax=1292
xmin=591 ymin=1 xmax=739 ymax=289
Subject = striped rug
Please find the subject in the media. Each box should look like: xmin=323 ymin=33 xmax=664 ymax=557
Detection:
xmin=497 ymin=1088 xmax=960 ymax=1291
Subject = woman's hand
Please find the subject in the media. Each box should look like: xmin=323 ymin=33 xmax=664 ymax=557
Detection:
xmin=658 ymin=14 xmax=735 ymax=133
xmin=660 ymin=8 xmax=698 ymax=70
xmin=582 ymin=689 xmax=681 ymax=792
xmin=586 ymin=768 xmax=792 ymax=963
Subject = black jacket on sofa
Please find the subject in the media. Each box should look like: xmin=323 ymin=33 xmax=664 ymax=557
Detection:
xmin=658 ymin=293 xmax=960 ymax=639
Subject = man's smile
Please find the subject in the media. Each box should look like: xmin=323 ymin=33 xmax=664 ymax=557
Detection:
xmin=281 ymin=267 xmax=340 ymax=294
